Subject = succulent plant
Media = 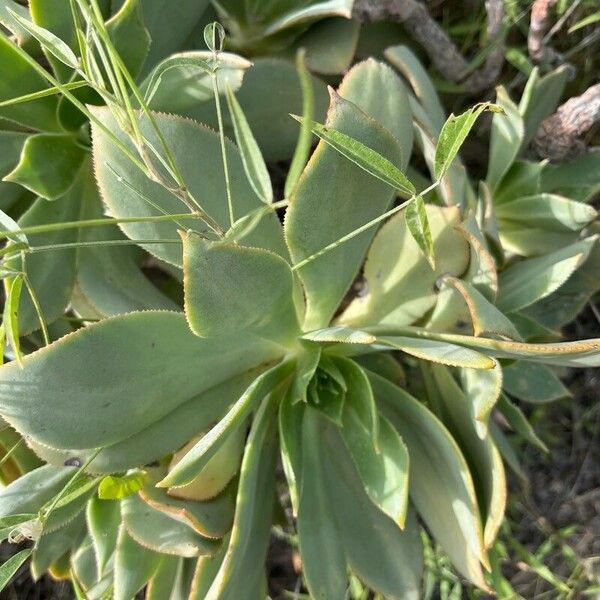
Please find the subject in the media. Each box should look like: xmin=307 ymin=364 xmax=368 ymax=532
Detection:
xmin=0 ymin=3 xmax=598 ymax=599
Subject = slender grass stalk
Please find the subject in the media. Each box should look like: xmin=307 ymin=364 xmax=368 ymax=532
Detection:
xmin=0 ymin=438 xmax=24 ymax=468
xmin=292 ymin=181 xmax=441 ymax=271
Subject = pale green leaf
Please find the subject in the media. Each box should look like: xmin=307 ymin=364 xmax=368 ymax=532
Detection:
xmin=486 ymin=87 xmax=524 ymax=192
xmin=86 ymin=495 xmax=120 ymax=575
xmin=158 ymin=361 xmax=293 ymax=488
xmin=321 ymin=411 xmax=422 ymax=599
xmin=4 ymin=133 xmax=85 ymax=200
xmin=0 ymin=311 xmax=284 ymax=449
xmin=568 ymin=11 xmax=600 ymax=32
xmin=0 ymin=32 xmax=61 ymax=131
xmin=379 ymin=335 xmax=496 ymax=369
xmin=502 ymin=361 xmax=570 ymax=403
xmin=181 ymin=234 xmax=299 ymax=345
xmin=91 ymin=107 xmax=286 ymax=266
xmin=497 ymin=395 xmax=547 ymax=452
xmin=371 ymin=373 xmax=489 ymax=588
xmin=301 ymin=326 xmax=376 ymax=345
xmin=338 ymin=58 xmax=414 ymax=170
xmin=204 ymin=393 xmax=279 ymax=600
xmin=121 ymin=493 xmax=219 ymax=557
xmin=285 ymin=89 xmax=403 ymax=329
xmin=405 ymin=196 xmax=434 ymax=268
xmin=142 ymin=51 xmax=251 ymax=113
xmin=114 ymin=526 xmax=162 ymax=600
xmin=497 ymin=236 xmax=597 ymax=313
xmin=3 ymin=273 xmax=23 ymax=365
xmin=340 ymin=205 xmax=469 ymax=328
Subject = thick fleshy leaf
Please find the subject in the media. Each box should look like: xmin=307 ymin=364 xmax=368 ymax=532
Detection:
xmin=435 ymin=103 xmax=501 ymax=180
xmin=75 ymin=171 xmax=179 ymax=317
xmin=104 ymin=0 xmax=151 ymax=78
xmin=0 ymin=131 xmax=28 ymax=211
xmin=301 ymin=326 xmax=376 ymax=345
xmin=28 ymin=371 xmax=258 ymax=474
xmin=216 ymin=0 xmax=352 ymax=43
xmin=520 ymin=66 xmax=569 ymax=146
xmin=541 ymin=150 xmax=600 ymax=202
xmin=486 ymin=87 xmax=523 ymax=192
xmin=497 ymin=237 xmax=597 ymax=313
xmin=0 ymin=32 xmax=60 ymax=131
xmin=179 ymin=58 xmax=330 ymax=162
xmin=146 ymin=556 xmax=191 ymax=600
xmin=497 ymin=395 xmax=547 ymax=451
xmin=375 ymin=325 xmax=600 ymax=367
xmin=159 ymin=361 xmax=292 ymax=488
xmin=204 ymin=394 xmax=279 ymax=600
xmin=86 ymin=496 xmax=120 ymax=576
xmin=121 ymin=493 xmax=219 ymax=557
xmin=428 ymin=365 xmax=506 ymax=548
xmin=70 ymin=535 xmax=108 ymax=596
xmin=460 ymin=366 xmax=503 ymax=436
xmin=338 ymin=58 xmax=414 ymax=170
xmin=440 ymin=277 xmax=522 ymax=340
xmin=167 ymin=428 xmax=245 ymax=502
xmin=297 ymin=406 xmax=347 ymax=600
xmin=290 ymin=17 xmax=360 ymax=75
xmin=502 ymin=361 xmax=570 ymax=403
xmin=90 ymin=107 xmax=286 ymax=266
xmin=141 ymin=476 xmax=235 ymax=539
xmin=285 ymin=90 xmax=403 ymax=329
xmin=340 ymin=205 xmax=469 ymax=328
xmin=0 ymin=311 xmax=283 ymax=449
xmin=342 ymin=406 xmax=409 ymax=526
xmin=0 ymin=465 xmax=85 ymax=533
xmin=188 ymin=544 xmax=227 ymax=600
xmin=496 ymin=193 xmax=596 ymax=232
xmin=384 ymin=45 xmax=446 ymax=133
xmin=371 ymin=373 xmax=489 ymax=588
xmin=31 ymin=514 xmax=85 ymax=580
xmin=143 ymin=51 xmax=251 ymax=113
xmin=379 ymin=336 xmax=495 ymax=369
xmin=4 ymin=133 xmax=85 ymax=200
xmin=114 ymin=526 xmax=162 ymax=600
xmin=323 ymin=416 xmax=423 ymax=599
xmin=405 ymin=195 xmax=434 ymax=267
xmin=182 ymin=234 xmax=299 ymax=345
xmin=137 ymin=0 xmax=210 ymax=73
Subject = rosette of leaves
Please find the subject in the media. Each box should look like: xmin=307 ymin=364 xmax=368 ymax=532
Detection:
xmin=0 ymin=27 xmax=599 ymax=596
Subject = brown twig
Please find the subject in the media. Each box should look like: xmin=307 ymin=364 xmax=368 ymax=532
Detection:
xmin=534 ymin=83 xmax=600 ymax=161
xmin=528 ymin=0 xmax=563 ymax=64
xmin=352 ymin=0 xmax=505 ymax=94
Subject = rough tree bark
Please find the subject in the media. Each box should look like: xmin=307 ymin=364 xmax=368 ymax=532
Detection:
xmin=527 ymin=0 xmax=562 ymax=64
xmin=535 ymin=83 xmax=600 ymax=161
xmin=352 ymin=0 xmax=505 ymax=94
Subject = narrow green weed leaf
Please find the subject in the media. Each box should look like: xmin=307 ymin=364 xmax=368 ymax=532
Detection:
xmin=284 ymin=49 xmax=314 ymax=198
xmin=380 ymin=336 xmax=495 ymax=369
xmin=158 ymin=361 xmax=293 ymax=488
xmin=98 ymin=471 xmax=146 ymax=500
xmin=295 ymin=115 xmax=415 ymax=196
xmin=497 ymin=395 xmax=547 ymax=452
xmin=405 ymin=196 xmax=434 ymax=268
xmin=7 ymin=8 xmax=78 ymax=68
xmin=0 ymin=548 xmax=32 ymax=592
xmin=225 ymin=86 xmax=273 ymax=204
xmin=3 ymin=273 xmax=24 ymax=366
xmin=434 ymin=103 xmax=502 ymax=180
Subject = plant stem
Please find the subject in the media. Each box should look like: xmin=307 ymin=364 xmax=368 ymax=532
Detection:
xmin=292 ymin=180 xmax=440 ymax=271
